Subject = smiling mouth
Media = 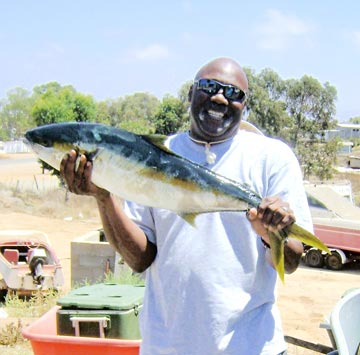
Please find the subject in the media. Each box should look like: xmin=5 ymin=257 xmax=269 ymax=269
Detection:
xmin=199 ymin=109 xmax=225 ymax=122
xmin=207 ymin=109 xmax=224 ymax=120
xmin=199 ymin=109 xmax=232 ymax=133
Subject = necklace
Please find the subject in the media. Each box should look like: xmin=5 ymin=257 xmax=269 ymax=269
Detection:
xmin=188 ymin=132 xmax=233 ymax=164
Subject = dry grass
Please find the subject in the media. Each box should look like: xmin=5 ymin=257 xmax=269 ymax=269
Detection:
xmin=0 ymin=182 xmax=101 ymax=220
xmin=0 ymin=291 xmax=61 ymax=354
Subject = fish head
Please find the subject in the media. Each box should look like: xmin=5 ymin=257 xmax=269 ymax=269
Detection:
xmin=25 ymin=123 xmax=99 ymax=171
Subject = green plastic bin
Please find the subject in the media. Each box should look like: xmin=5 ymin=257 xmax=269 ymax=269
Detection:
xmin=56 ymin=283 xmax=145 ymax=340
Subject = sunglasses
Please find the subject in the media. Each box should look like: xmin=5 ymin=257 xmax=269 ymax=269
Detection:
xmin=194 ymin=78 xmax=247 ymax=103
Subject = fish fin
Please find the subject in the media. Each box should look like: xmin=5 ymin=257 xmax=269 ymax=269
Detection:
xmin=268 ymin=231 xmax=286 ymax=283
xmin=141 ymin=135 xmax=173 ymax=153
xmin=287 ymin=223 xmax=331 ymax=254
xmin=141 ymin=134 xmax=187 ymax=158
xmin=83 ymin=147 xmax=100 ymax=161
xmin=180 ymin=213 xmax=199 ymax=227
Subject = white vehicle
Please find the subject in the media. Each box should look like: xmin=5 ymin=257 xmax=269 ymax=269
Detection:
xmin=0 ymin=230 xmax=64 ymax=298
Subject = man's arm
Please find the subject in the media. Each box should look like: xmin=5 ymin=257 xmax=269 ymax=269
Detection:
xmin=60 ymin=150 xmax=157 ymax=273
xmin=96 ymin=193 xmax=157 ymax=272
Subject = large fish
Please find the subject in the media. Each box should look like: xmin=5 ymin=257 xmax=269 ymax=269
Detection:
xmin=24 ymin=122 xmax=330 ymax=281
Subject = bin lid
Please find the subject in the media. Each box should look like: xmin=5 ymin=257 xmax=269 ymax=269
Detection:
xmin=57 ymin=283 xmax=145 ymax=310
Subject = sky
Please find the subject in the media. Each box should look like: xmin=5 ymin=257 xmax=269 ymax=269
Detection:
xmin=1 ymin=1 xmax=359 ymax=122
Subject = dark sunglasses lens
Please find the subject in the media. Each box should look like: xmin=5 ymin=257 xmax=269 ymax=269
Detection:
xmin=226 ymin=87 xmax=245 ymax=102
xmin=198 ymin=79 xmax=219 ymax=94
xmin=198 ymin=79 xmax=245 ymax=102
xmin=224 ymin=87 xmax=236 ymax=99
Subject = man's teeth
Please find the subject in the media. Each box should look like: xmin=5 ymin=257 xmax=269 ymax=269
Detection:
xmin=208 ymin=110 xmax=224 ymax=119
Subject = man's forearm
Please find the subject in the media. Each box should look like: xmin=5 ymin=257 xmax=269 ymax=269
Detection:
xmin=96 ymin=194 xmax=157 ymax=273
xmin=283 ymin=238 xmax=303 ymax=274
xmin=264 ymin=237 xmax=303 ymax=274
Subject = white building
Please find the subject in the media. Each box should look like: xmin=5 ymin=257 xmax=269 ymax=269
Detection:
xmin=325 ymin=123 xmax=360 ymax=140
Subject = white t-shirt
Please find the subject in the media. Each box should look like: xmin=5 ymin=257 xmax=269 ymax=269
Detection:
xmin=124 ymin=130 xmax=313 ymax=355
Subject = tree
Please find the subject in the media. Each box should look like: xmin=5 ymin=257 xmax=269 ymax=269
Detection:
xmin=244 ymin=68 xmax=292 ymax=140
xmin=177 ymin=80 xmax=192 ymax=112
xmin=0 ymin=87 xmax=34 ymax=140
xmin=119 ymin=92 xmax=160 ymax=132
xmin=96 ymin=93 xmax=160 ymax=133
xmin=71 ymin=92 xmax=96 ymax=122
xmin=296 ymin=138 xmax=339 ymax=180
xmin=96 ymin=98 xmax=124 ymax=126
xmin=285 ymin=76 xmax=337 ymax=146
xmin=31 ymin=83 xmax=96 ymax=126
xmin=350 ymin=116 xmax=360 ymax=124
xmin=244 ymin=69 xmax=338 ymax=180
xmin=151 ymin=95 xmax=189 ymax=135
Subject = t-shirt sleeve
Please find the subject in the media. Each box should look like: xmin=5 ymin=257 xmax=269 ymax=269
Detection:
xmin=123 ymin=200 xmax=157 ymax=244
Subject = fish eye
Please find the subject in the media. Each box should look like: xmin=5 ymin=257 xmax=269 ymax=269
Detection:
xmin=40 ymin=139 xmax=52 ymax=147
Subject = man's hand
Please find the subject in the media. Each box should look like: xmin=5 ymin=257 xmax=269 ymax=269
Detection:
xmin=246 ymin=196 xmax=303 ymax=273
xmin=246 ymin=196 xmax=295 ymax=245
xmin=60 ymin=150 xmax=109 ymax=200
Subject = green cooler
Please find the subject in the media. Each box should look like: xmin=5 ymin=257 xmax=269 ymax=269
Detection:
xmin=56 ymin=283 xmax=145 ymax=339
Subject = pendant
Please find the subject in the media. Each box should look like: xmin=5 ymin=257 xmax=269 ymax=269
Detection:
xmin=205 ymin=144 xmax=216 ymax=164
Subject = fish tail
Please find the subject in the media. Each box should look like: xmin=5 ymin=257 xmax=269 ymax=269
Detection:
xmin=287 ymin=223 xmax=331 ymax=254
xmin=268 ymin=231 xmax=286 ymax=283
xmin=269 ymin=224 xmax=331 ymax=283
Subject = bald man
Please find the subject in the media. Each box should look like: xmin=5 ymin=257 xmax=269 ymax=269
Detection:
xmin=60 ymin=57 xmax=311 ymax=355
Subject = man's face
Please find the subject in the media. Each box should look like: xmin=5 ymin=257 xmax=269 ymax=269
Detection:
xmin=189 ymin=61 xmax=247 ymax=142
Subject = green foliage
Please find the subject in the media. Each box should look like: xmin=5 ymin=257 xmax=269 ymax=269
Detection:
xmin=244 ymin=67 xmax=338 ymax=179
xmin=350 ymin=116 xmax=360 ymax=124
xmin=31 ymin=83 xmax=96 ymax=126
xmin=244 ymin=68 xmax=292 ymax=140
xmin=72 ymin=92 xmax=96 ymax=122
xmin=120 ymin=92 xmax=160 ymax=124
xmin=0 ymin=88 xmax=34 ymax=140
xmin=29 ymin=83 xmax=97 ymax=172
xmin=96 ymin=93 xmax=160 ymax=132
xmin=96 ymin=98 xmax=124 ymax=126
xmin=285 ymin=76 xmax=337 ymax=145
xmin=177 ymin=80 xmax=192 ymax=112
xmin=119 ymin=119 xmax=154 ymax=134
xmin=4 ymin=289 xmax=61 ymax=318
xmin=295 ymin=138 xmax=339 ymax=180
xmin=104 ymin=269 xmax=145 ymax=286
xmin=151 ymin=95 xmax=189 ymax=135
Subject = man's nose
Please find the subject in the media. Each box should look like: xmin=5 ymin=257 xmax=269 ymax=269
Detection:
xmin=210 ymin=89 xmax=228 ymax=105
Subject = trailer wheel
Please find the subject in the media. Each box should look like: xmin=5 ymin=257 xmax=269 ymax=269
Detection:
xmin=304 ymin=248 xmax=324 ymax=268
xmin=325 ymin=251 xmax=343 ymax=270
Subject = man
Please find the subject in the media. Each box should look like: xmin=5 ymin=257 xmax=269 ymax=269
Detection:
xmin=61 ymin=57 xmax=312 ymax=355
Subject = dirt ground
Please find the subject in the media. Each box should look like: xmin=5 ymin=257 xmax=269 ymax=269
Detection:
xmin=0 ymin=153 xmax=359 ymax=354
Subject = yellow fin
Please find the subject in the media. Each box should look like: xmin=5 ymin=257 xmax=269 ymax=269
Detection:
xmin=180 ymin=213 xmax=199 ymax=227
xmin=268 ymin=231 xmax=286 ymax=283
xmin=288 ymin=223 xmax=331 ymax=254
xmin=141 ymin=134 xmax=175 ymax=154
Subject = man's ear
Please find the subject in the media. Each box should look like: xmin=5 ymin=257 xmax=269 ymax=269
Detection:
xmin=188 ymin=84 xmax=194 ymax=102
